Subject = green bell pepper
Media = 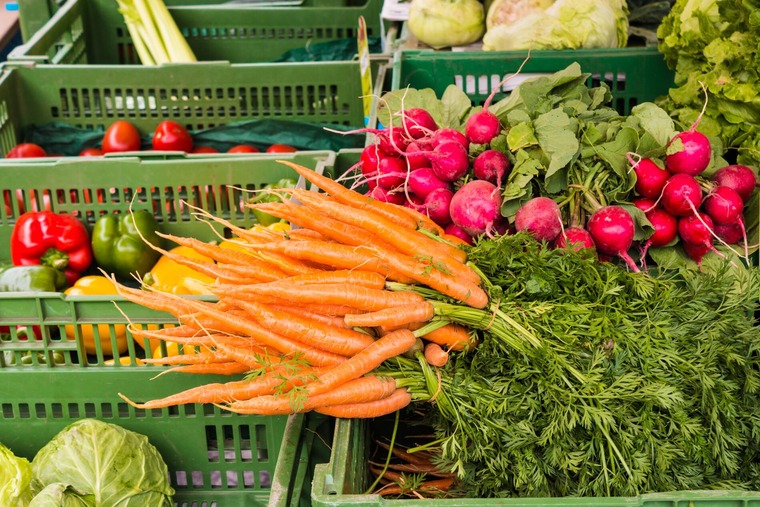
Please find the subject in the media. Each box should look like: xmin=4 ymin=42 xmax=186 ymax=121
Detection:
xmin=91 ymin=210 xmax=163 ymax=280
xmin=0 ymin=265 xmax=67 ymax=292
xmin=249 ymin=178 xmax=298 ymax=226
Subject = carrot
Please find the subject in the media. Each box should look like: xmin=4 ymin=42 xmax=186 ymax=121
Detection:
xmin=374 ymin=440 xmax=438 ymax=467
xmin=377 ymin=477 xmax=454 ymax=496
xmin=140 ymin=350 xmax=223 ymax=365
xmin=307 ymin=328 xmax=417 ymax=397
xmin=158 ymin=362 xmax=250 ymax=376
xmin=292 ymin=188 xmax=469 ymax=267
xmin=250 ymin=200 xmax=399 ymax=253
xmin=423 ymin=342 xmax=449 ymax=367
xmin=377 ymin=321 xmax=425 ymax=334
xmin=220 ymin=375 xmax=397 ymax=415
xmin=397 ymin=204 xmax=446 ymax=236
xmin=118 ymin=366 xmax=319 ymax=409
xmin=250 ymin=251 xmax=326 ymax=276
xmin=277 ymin=160 xmax=420 ymax=230
xmin=314 ymin=387 xmax=412 ymax=418
xmin=442 ymin=233 xmax=470 ymax=247
xmin=259 ymin=269 xmax=386 ymax=290
xmin=220 ymin=297 xmax=376 ymax=356
xmin=230 ymin=283 xmax=425 ymax=312
xmin=343 ymin=301 xmax=434 ymax=329
xmin=422 ymin=323 xmax=474 ymax=351
xmin=268 ymin=304 xmax=351 ymax=329
xmin=271 ymin=302 xmax=366 ymax=317
xmin=361 ymin=246 xmax=488 ymax=309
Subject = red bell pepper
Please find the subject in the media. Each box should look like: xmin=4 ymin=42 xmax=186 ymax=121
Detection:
xmin=10 ymin=211 xmax=93 ymax=286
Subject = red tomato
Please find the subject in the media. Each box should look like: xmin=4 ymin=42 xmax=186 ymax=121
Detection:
xmin=102 ymin=120 xmax=141 ymax=153
xmin=153 ymin=120 xmax=193 ymax=152
xmin=6 ymin=143 xmax=47 ymax=158
xmin=79 ymin=147 xmax=104 ymax=157
xmin=192 ymin=146 xmax=220 ymax=154
xmin=266 ymin=143 xmax=298 ymax=153
xmin=227 ymin=144 xmax=261 ymax=154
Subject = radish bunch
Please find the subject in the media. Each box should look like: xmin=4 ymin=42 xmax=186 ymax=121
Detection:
xmin=628 ymin=128 xmax=758 ymax=264
xmin=355 ymin=105 xmax=511 ymax=245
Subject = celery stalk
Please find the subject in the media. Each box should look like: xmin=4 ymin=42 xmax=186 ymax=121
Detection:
xmin=145 ymin=0 xmax=196 ymax=62
xmin=117 ymin=0 xmax=156 ymax=64
xmin=131 ymin=0 xmax=170 ymax=64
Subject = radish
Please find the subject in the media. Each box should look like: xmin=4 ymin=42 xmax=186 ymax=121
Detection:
xmin=493 ymin=218 xmax=512 ymax=236
xmin=377 ymin=127 xmax=411 ymax=156
xmin=376 ymin=157 xmax=408 ymax=190
xmin=514 ymin=197 xmax=562 ymax=242
xmin=449 ymin=180 xmax=503 ymax=236
xmin=424 ymin=188 xmax=454 ymax=226
xmin=404 ymin=142 xmax=432 ymax=170
xmin=431 ymin=128 xmax=470 ymax=151
xmin=711 ymin=164 xmax=758 ymax=202
xmin=444 ymin=223 xmax=474 ymax=245
xmin=473 ymin=150 xmax=510 ymax=186
xmin=428 ymin=141 xmax=470 ymax=182
xmin=586 ymin=206 xmax=639 ymax=272
xmin=408 ymin=167 xmax=450 ymax=199
xmin=402 ymin=108 xmax=439 ymax=139
xmin=714 ymin=222 xmax=743 ymax=245
xmin=368 ymin=185 xmax=404 ymax=205
xmin=661 ymin=173 xmax=703 ymax=217
xmin=703 ymin=186 xmax=744 ymax=225
xmin=632 ymin=197 xmax=658 ymax=214
xmin=628 ymin=155 xmax=671 ymax=199
xmin=665 ymin=130 xmax=711 ymax=176
xmin=644 ymin=209 xmax=678 ymax=248
xmin=404 ymin=192 xmax=426 ymax=211
xmin=463 ymin=67 xmax=512 ymax=146
xmin=554 ymin=227 xmax=595 ymax=251
xmin=683 ymin=241 xmax=711 ymax=264
xmin=678 ymin=212 xmax=715 ymax=247
xmin=360 ymin=144 xmax=381 ymax=175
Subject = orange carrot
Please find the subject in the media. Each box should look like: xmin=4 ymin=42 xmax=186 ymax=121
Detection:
xmin=377 ymin=477 xmax=454 ymax=496
xmin=423 ymin=342 xmax=449 ymax=367
xmin=292 ymin=188 xmax=468 ymax=266
xmin=259 ymin=269 xmax=386 ymax=290
xmin=220 ymin=297 xmax=376 ymax=356
xmin=422 ymin=323 xmax=474 ymax=351
xmin=118 ymin=366 xmax=319 ymax=409
xmin=250 ymin=200 xmax=399 ymax=253
xmin=230 ymin=283 xmax=425 ymax=312
xmin=362 ymin=246 xmax=488 ymax=309
xmin=343 ymin=301 xmax=434 ymax=329
xmin=268 ymin=304 xmax=351 ymax=329
xmin=158 ymin=362 xmax=250 ymax=376
xmin=314 ymin=387 xmax=412 ymax=418
xmin=221 ymin=375 xmax=397 ymax=415
xmin=277 ymin=160 xmax=420 ymax=230
xmin=250 ymin=251 xmax=325 ymax=276
xmin=140 ymin=350 xmax=223 ymax=365
xmin=397 ymin=205 xmax=446 ymax=236
xmin=307 ymin=328 xmax=417 ymax=397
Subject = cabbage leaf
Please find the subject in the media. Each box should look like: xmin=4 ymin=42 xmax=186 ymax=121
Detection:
xmin=0 ymin=442 xmax=33 ymax=506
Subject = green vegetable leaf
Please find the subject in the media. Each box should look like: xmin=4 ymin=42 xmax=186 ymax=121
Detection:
xmin=534 ymin=109 xmax=579 ymax=191
xmin=630 ymin=102 xmax=676 ymax=148
xmin=376 ymin=88 xmax=444 ymax=128
xmin=0 ymin=443 xmax=33 ymax=506
xmin=619 ymin=203 xmax=655 ymax=241
xmin=591 ymin=126 xmax=639 ymax=179
xmin=506 ymin=122 xmax=539 ymax=151
xmin=441 ymin=85 xmax=474 ymax=129
xmin=501 ymin=150 xmax=542 ymax=217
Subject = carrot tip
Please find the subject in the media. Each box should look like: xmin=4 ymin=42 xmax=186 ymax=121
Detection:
xmin=118 ymin=392 xmax=145 ymax=409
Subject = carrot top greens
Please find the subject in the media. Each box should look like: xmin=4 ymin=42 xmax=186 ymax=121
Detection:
xmin=384 ymin=232 xmax=760 ymax=497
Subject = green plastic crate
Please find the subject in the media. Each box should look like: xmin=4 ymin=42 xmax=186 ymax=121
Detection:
xmin=11 ymin=0 xmax=382 ymax=64
xmin=0 ymin=151 xmax=336 ymax=505
xmin=0 ymin=57 xmax=386 ymax=156
xmin=311 ymin=418 xmax=760 ymax=507
xmin=390 ymin=48 xmax=674 ymax=116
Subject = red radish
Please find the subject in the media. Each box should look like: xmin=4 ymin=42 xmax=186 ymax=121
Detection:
xmin=360 ymin=144 xmax=381 ymax=175
xmin=428 ymin=142 xmax=470 ymax=182
xmin=431 ymin=128 xmax=470 ymax=151
xmin=424 ymin=188 xmax=454 ymax=226
xmin=586 ymin=206 xmax=639 ymax=272
xmin=465 ymin=110 xmax=501 ymax=145
xmin=408 ymin=167 xmax=450 ymax=199
xmin=376 ymin=127 xmax=411 ymax=156
xmin=683 ymin=241 xmax=711 ymax=264
xmin=629 ymin=155 xmax=671 ymax=199
xmin=661 ymin=173 xmax=703 ymax=217
xmin=703 ymin=186 xmax=743 ymax=225
xmin=632 ymin=197 xmax=658 ymax=214
xmin=678 ymin=212 xmax=715 ymax=246
xmin=404 ymin=193 xmax=426 ymax=211
xmin=368 ymin=185 xmax=404 ymax=206
xmin=376 ymin=157 xmax=407 ymax=190
xmin=404 ymin=142 xmax=432 ymax=170
xmin=445 ymin=223 xmax=474 ymax=245
xmin=554 ymin=227 xmax=595 ymax=251
xmin=473 ymin=150 xmax=510 ymax=186
xmin=644 ymin=209 xmax=678 ymax=248
xmin=514 ymin=197 xmax=562 ymax=242
xmin=665 ymin=130 xmax=711 ymax=176
xmin=711 ymin=165 xmax=758 ymax=202
xmin=714 ymin=222 xmax=743 ymax=244
xmin=493 ymin=218 xmax=512 ymax=236
xmin=402 ymin=108 xmax=439 ymax=139
xmin=449 ymin=180 xmax=503 ymax=236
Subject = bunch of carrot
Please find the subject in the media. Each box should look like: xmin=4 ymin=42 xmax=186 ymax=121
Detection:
xmin=115 ymin=160 xmax=487 ymax=419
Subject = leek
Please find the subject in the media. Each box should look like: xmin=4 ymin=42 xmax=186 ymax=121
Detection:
xmin=115 ymin=0 xmax=196 ymax=64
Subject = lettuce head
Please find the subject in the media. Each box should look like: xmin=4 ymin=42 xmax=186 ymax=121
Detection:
xmin=0 ymin=442 xmax=33 ymax=506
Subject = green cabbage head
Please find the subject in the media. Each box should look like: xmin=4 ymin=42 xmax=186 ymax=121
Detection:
xmin=31 ymin=419 xmax=174 ymax=506
xmin=0 ymin=442 xmax=33 ymax=506
xmin=482 ymin=0 xmax=629 ymax=51
xmin=408 ymin=0 xmax=485 ymax=49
